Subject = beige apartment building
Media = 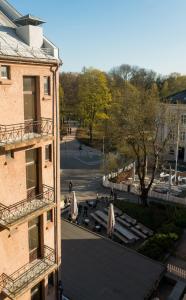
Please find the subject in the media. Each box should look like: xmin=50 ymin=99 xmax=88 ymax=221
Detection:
xmin=0 ymin=1 xmax=61 ymax=299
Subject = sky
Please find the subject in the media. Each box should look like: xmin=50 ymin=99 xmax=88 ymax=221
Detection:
xmin=9 ymin=0 xmax=186 ymax=75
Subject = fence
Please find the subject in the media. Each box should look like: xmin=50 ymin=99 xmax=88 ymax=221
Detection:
xmin=103 ymin=168 xmax=186 ymax=206
xmin=167 ymin=264 xmax=186 ymax=280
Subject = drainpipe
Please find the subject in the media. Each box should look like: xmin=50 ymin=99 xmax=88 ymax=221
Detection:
xmin=50 ymin=62 xmax=61 ymax=299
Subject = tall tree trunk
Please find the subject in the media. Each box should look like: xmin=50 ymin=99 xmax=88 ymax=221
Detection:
xmin=89 ymin=124 xmax=93 ymax=144
xmin=140 ymin=188 xmax=149 ymax=206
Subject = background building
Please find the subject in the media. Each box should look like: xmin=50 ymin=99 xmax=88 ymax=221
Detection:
xmin=163 ymin=90 xmax=186 ymax=163
xmin=0 ymin=0 xmax=61 ymax=299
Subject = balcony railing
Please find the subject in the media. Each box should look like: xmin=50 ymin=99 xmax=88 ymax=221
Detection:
xmin=0 ymin=118 xmax=53 ymax=148
xmin=0 ymin=246 xmax=56 ymax=299
xmin=0 ymin=185 xmax=54 ymax=229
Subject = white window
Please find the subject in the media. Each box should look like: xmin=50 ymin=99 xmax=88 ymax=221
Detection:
xmin=169 ymin=130 xmax=175 ymax=141
xmin=1 ymin=65 xmax=10 ymax=79
xmin=169 ymin=147 xmax=174 ymax=155
xmin=180 ymin=132 xmax=185 ymax=142
xmin=181 ymin=114 xmax=186 ymax=125
xmin=169 ymin=113 xmax=176 ymax=123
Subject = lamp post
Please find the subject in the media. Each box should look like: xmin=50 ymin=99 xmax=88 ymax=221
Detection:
xmin=175 ymin=120 xmax=180 ymax=185
xmin=58 ymin=280 xmax=63 ymax=300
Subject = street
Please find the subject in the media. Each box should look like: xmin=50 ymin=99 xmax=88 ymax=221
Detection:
xmin=60 ymin=128 xmax=105 ymax=202
xmin=60 ymin=127 xmax=140 ymax=203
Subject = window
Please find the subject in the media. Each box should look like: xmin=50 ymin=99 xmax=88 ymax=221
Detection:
xmin=181 ymin=132 xmax=185 ymax=142
xmin=26 ymin=149 xmax=38 ymax=198
xmin=1 ymin=65 xmax=10 ymax=79
xmin=48 ymin=273 xmax=54 ymax=288
xmin=31 ymin=282 xmax=43 ymax=300
xmin=47 ymin=209 xmax=53 ymax=222
xmin=169 ymin=147 xmax=175 ymax=155
xmin=23 ymin=77 xmax=36 ymax=124
xmin=45 ymin=144 xmax=52 ymax=162
xmin=181 ymin=114 xmax=186 ymax=125
xmin=6 ymin=150 xmax=14 ymax=159
xmin=28 ymin=217 xmax=41 ymax=262
xmin=44 ymin=76 xmax=50 ymax=95
xmin=169 ymin=113 xmax=176 ymax=123
xmin=169 ymin=130 xmax=175 ymax=141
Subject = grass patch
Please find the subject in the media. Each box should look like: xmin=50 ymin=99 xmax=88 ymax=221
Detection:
xmin=114 ymin=200 xmax=171 ymax=230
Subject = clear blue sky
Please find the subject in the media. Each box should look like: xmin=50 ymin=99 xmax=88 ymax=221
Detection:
xmin=10 ymin=0 xmax=186 ymax=75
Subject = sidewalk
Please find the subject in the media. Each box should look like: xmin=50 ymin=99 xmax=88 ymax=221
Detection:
xmin=61 ymin=127 xmax=103 ymax=165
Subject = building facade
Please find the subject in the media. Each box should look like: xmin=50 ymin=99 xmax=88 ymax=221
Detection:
xmin=0 ymin=1 xmax=61 ymax=299
xmin=162 ymin=90 xmax=186 ymax=163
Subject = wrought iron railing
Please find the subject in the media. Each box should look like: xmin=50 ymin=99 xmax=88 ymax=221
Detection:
xmin=0 ymin=118 xmax=53 ymax=146
xmin=0 ymin=185 xmax=54 ymax=227
xmin=0 ymin=246 xmax=56 ymax=299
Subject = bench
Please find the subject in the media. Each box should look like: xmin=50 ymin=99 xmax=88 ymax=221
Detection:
xmin=121 ymin=213 xmax=137 ymax=225
xmin=135 ymin=223 xmax=153 ymax=236
xmin=90 ymin=213 xmax=107 ymax=229
xmin=95 ymin=211 xmax=139 ymax=242
xmin=104 ymin=207 xmax=123 ymax=217
xmin=90 ymin=212 xmax=129 ymax=244
xmin=117 ymin=217 xmax=131 ymax=228
xmin=130 ymin=226 xmax=147 ymax=239
xmin=113 ymin=231 xmax=129 ymax=244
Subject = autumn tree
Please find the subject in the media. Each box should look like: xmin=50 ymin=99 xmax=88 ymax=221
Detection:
xmin=59 ymin=83 xmax=64 ymax=129
xmin=60 ymin=72 xmax=79 ymax=120
xmin=160 ymin=73 xmax=186 ymax=97
xmin=111 ymin=82 xmax=168 ymax=206
xmin=78 ymin=68 xmax=111 ymax=143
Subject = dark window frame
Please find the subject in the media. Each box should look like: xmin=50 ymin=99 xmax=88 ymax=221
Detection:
xmin=6 ymin=150 xmax=14 ymax=159
xmin=44 ymin=76 xmax=51 ymax=96
xmin=48 ymin=272 xmax=55 ymax=288
xmin=47 ymin=209 xmax=53 ymax=223
xmin=45 ymin=144 xmax=52 ymax=162
xmin=1 ymin=65 xmax=10 ymax=79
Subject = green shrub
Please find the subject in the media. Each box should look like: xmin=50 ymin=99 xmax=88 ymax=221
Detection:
xmin=139 ymin=233 xmax=178 ymax=261
xmin=114 ymin=200 xmax=169 ymax=230
xmin=173 ymin=209 xmax=186 ymax=228
xmin=175 ymin=216 xmax=186 ymax=228
xmin=158 ymin=223 xmax=182 ymax=237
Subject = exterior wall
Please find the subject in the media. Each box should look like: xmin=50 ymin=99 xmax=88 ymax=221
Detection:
xmin=0 ymin=60 xmax=60 ymax=300
xmin=163 ymin=103 xmax=186 ymax=162
xmin=0 ymin=63 xmax=54 ymax=124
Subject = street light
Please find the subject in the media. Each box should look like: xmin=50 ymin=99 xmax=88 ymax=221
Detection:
xmin=175 ymin=120 xmax=180 ymax=184
xmin=58 ymin=280 xmax=63 ymax=300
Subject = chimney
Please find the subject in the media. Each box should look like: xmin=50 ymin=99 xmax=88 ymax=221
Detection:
xmin=15 ymin=14 xmax=45 ymax=48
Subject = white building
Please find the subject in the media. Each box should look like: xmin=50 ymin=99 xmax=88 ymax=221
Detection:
xmin=163 ymin=90 xmax=186 ymax=162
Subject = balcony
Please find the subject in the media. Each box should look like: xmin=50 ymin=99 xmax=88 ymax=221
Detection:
xmin=0 ymin=118 xmax=53 ymax=151
xmin=0 ymin=185 xmax=55 ymax=229
xmin=0 ymin=246 xmax=57 ymax=299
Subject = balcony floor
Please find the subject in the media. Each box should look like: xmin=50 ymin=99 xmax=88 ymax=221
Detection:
xmin=0 ymin=132 xmax=53 ymax=151
xmin=2 ymin=258 xmax=57 ymax=299
xmin=0 ymin=198 xmax=55 ymax=229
